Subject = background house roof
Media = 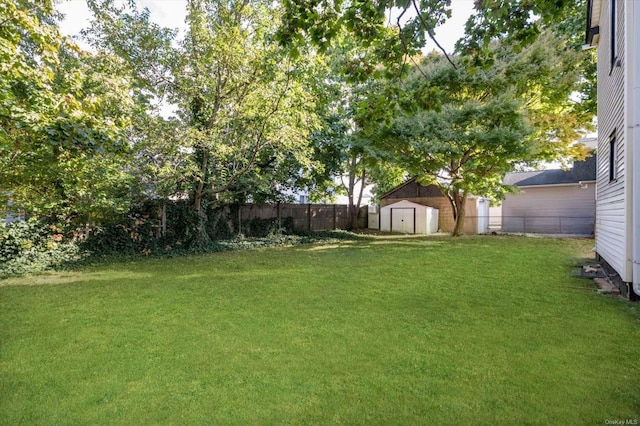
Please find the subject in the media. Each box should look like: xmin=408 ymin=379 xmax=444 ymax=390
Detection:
xmin=379 ymin=178 xmax=444 ymax=199
xmin=380 ymin=178 xmax=489 ymax=200
xmin=504 ymin=155 xmax=597 ymax=187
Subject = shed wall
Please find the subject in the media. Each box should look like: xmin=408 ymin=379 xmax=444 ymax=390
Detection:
xmin=379 ymin=200 xmax=439 ymax=234
xmin=381 ymin=196 xmax=477 ymax=234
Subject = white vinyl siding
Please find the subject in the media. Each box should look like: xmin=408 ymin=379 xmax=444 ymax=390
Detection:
xmin=595 ymin=0 xmax=630 ymax=280
xmin=502 ymin=185 xmax=595 ymax=234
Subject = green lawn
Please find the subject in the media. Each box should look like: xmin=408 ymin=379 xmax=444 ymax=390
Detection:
xmin=1 ymin=235 xmax=639 ymax=424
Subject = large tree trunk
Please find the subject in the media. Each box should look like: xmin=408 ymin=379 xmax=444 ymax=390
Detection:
xmin=350 ymin=167 xmax=366 ymax=230
xmin=450 ymin=190 xmax=467 ymax=237
xmin=193 ymin=194 xmax=208 ymax=246
xmin=346 ymin=157 xmax=366 ymax=230
xmin=193 ymin=146 xmax=210 ymax=247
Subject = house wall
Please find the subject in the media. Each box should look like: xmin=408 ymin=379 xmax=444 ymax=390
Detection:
xmin=595 ymin=0 xmax=631 ymax=281
xmin=631 ymin=0 xmax=640 ymax=291
xmin=502 ymin=184 xmax=596 ymax=234
xmin=489 ymin=205 xmax=502 ymax=228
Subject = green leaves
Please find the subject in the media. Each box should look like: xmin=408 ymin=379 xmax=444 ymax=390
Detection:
xmin=381 ymin=22 xmax=593 ymax=232
xmin=383 ymin=53 xmax=524 ymax=200
xmin=0 ymin=1 xmax=138 ymax=221
xmin=82 ymin=0 xmax=322 ymax=230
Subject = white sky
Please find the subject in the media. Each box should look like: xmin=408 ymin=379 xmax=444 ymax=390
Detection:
xmin=56 ymin=0 xmax=475 ymax=54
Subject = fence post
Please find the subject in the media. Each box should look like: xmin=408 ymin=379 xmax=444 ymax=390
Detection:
xmin=333 ymin=204 xmax=337 ymax=230
xmin=308 ymin=203 xmax=312 ymax=231
xmin=277 ymin=202 xmax=281 ymax=230
xmin=161 ymin=203 xmax=166 ymax=237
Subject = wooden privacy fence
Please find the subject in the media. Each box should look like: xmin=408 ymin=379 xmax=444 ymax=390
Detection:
xmin=237 ymin=203 xmax=367 ymax=234
xmin=150 ymin=202 xmax=369 ymax=239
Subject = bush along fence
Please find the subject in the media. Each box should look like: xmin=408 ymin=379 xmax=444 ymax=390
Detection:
xmin=0 ymin=201 xmax=369 ymax=277
xmin=83 ymin=201 xmax=368 ymax=254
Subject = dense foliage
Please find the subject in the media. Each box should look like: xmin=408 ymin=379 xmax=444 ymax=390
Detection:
xmin=383 ymin=28 xmax=593 ymax=235
xmin=84 ymin=0 xmax=323 ymax=245
xmin=0 ymin=219 xmax=81 ymax=277
xmin=1 ymin=0 xmax=138 ymax=222
xmin=1 ymin=0 xmax=596 ymax=268
xmin=0 ymin=202 xmax=361 ymax=278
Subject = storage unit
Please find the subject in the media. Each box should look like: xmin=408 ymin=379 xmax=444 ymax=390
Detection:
xmin=380 ymin=200 xmax=439 ymax=235
xmin=379 ymin=179 xmax=486 ymax=235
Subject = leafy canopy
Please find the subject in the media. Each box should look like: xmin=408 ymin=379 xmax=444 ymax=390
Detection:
xmin=1 ymin=0 xmax=137 ymax=221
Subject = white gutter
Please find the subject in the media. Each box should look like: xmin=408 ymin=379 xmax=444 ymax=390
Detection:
xmin=631 ymin=0 xmax=640 ymax=293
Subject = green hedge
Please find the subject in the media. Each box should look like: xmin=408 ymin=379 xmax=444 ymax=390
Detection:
xmin=1 ymin=201 xmax=363 ymax=278
xmin=0 ymin=219 xmax=83 ymax=278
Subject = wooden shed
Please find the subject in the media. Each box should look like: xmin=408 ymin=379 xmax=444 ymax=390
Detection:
xmin=380 ymin=200 xmax=439 ymax=234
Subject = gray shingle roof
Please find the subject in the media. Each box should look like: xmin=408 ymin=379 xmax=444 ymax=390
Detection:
xmin=504 ymin=155 xmax=596 ymax=186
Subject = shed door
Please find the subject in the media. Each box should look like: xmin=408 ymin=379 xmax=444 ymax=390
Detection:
xmin=391 ymin=208 xmax=415 ymax=234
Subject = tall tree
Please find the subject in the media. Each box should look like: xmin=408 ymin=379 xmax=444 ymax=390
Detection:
xmin=86 ymin=0 xmax=320 ymax=244
xmin=304 ymin=31 xmax=404 ymax=228
xmin=387 ymin=73 xmax=531 ymax=235
xmin=0 ymin=0 xmax=136 ymax=222
xmin=386 ymin=29 xmax=592 ymax=235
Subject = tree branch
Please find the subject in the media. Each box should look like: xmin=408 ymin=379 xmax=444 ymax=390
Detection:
xmin=205 ymin=63 xmax=293 ymax=200
xmin=411 ymin=0 xmax=457 ymax=69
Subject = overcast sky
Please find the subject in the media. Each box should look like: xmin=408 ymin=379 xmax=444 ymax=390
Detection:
xmin=56 ymin=0 xmax=475 ymax=54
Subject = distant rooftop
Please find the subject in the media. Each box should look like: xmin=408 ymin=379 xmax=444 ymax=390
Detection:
xmin=504 ymin=155 xmax=596 ymax=187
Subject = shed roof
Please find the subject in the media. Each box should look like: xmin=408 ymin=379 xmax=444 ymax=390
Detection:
xmin=381 ymin=199 xmax=438 ymax=210
xmin=503 ymin=155 xmax=596 ymax=187
xmin=380 ymin=178 xmax=488 ymax=200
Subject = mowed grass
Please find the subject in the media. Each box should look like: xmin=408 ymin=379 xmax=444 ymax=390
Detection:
xmin=1 ymin=235 xmax=640 ymax=424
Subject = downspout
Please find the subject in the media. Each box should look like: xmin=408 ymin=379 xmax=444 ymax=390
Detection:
xmin=631 ymin=0 xmax=640 ymax=294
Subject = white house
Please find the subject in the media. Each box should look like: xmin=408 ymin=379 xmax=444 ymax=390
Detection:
xmin=586 ymin=0 xmax=640 ymax=298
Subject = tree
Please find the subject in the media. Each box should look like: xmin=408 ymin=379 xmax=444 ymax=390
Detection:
xmin=457 ymin=0 xmax=596 ymax=117
xmin=458 ymin=0 xmax=584 ymax=55
xmin=387 ymin=76 xmax=531 ymax=236
xmin=85 ymin=0 xmax=320 ymax=245
xmin=0 ymin=0 xmax=137 ymax=222
xmin=385 ymin=28 xmax=593 ymax=235
xmin=302 ymin=31 xmax=405 ymax=228
xmin=277 ymin=0 xmax=596 ymax=117
xmin=277 ymin=0 xmax=454 ymax=60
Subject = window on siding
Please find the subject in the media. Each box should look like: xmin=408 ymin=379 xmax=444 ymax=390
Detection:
xmin=609 ymin=130 xmax=617 ymax=182
xmin=610 ymin=0 xmax=617 ymax=70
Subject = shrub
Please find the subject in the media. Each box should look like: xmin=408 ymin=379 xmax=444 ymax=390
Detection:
xmin=241 ymin=217 xmax=295 ymax=238
xmin=80 ymin=213 xmax=165 ymax=255
xmin=0 ymin=219 xmax=83 ymax=278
